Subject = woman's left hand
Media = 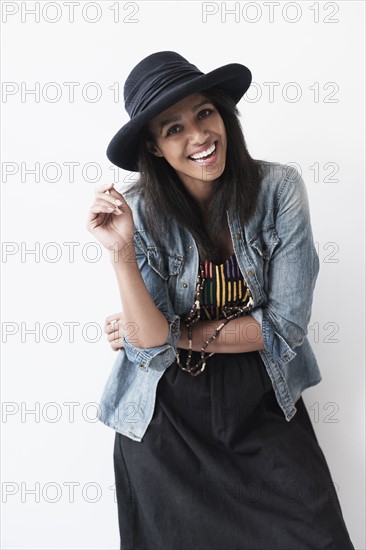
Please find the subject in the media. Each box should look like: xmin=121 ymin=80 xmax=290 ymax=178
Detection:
xmin=104 ymin=312 xmax=126 ymax=351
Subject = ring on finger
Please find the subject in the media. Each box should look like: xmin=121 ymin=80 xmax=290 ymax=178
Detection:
xmin=108 ymin=319 xmax=118 ymax=330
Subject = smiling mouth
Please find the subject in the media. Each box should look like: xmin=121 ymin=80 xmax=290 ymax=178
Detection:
xmin=188 ymin=141 xmax=217 ymax=162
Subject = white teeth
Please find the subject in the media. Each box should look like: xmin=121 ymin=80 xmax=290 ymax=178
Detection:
xmin=190 ymin=142 xmax=216 ymax=160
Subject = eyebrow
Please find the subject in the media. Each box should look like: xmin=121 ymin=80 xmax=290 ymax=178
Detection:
xmin=158 ymin=98 xmax=212 ymax=135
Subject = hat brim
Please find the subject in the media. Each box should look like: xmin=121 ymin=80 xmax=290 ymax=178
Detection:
xmin=106 ymin=63 xmax=252 ymax=172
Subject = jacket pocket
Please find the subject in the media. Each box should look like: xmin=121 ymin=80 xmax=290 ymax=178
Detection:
xmin=147 ymin=246 xmax=184 ymax=281
xmin=248 ymin=224 xmax=281 ymax=261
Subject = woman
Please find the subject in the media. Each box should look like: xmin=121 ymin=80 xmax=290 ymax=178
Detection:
xmin=87 ymin=51 xmax=354 ymax=549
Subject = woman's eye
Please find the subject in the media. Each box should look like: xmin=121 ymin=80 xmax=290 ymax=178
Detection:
xmin=198 ymin=108 xmax=214 ymax=118
xmin=167 ymin=125 xmax=180 ymax=136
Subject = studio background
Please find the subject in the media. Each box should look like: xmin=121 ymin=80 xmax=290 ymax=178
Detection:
xmin=1 ymin=1 xmax=365 ymax=548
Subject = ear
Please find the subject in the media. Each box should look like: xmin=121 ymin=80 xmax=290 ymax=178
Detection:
xmin=146 ymin=139 xmax=163 ymax=158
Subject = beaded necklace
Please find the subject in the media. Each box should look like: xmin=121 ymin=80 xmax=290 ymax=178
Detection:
xmin=175 ymin=257 xmax=254 ymax=376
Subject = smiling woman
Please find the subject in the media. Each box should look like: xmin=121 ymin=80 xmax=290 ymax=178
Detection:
xmin=145 ymin=94 xmax=228 ymax=206
xmin=132 ymin=84 xmax=262 ymax=265
xmin=87 ymin=51 xmax=355 ymax=550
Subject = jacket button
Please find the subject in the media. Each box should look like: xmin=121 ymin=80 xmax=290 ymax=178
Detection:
xmin=139 ymin=364 xmax=146 ymax=370
xmin=183 ymin=283 xmax=188 ymax=288
xmin=283 ymin=354 xmax=289 ymax=360
xmin=188 ymin=245 xmax=193 ymax=250
xmin=247 ymin=270 xmax=253 ymax=276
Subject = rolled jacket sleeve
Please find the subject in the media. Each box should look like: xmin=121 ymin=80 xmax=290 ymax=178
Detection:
xmin=121 ymin=241 xmax=181 ymax=372
xmin=251 ymin=166 xmax=319 ymax=364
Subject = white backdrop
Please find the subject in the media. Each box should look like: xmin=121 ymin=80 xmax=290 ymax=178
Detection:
xmin=1 ymin=1 xmax=365 ymax=548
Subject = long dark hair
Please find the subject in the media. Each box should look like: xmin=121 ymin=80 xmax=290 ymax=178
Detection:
xmin=123 ymin=86 xmax=263 ymax=263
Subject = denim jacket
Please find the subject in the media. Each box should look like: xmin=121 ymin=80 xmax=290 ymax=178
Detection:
xmin=97 ymin=160 xmax=322 ymax=442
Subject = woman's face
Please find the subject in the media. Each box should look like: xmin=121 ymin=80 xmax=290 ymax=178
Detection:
xmin=146 ymin=92 xmax=227 ymax=204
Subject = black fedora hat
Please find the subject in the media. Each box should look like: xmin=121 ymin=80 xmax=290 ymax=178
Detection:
xmin=106 ymin=51 xmax=252 ymax=172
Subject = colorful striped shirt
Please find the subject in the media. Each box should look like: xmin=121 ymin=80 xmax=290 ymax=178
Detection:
xmin=199 ymin=252 xmax=254 ymax=321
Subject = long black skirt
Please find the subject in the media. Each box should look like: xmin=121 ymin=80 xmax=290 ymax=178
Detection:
xmin=113 ymin=349 xmax=355 ymax=550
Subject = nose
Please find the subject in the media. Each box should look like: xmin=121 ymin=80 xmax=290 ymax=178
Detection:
xmin=187 ymin=120 xmax=209 ymax=145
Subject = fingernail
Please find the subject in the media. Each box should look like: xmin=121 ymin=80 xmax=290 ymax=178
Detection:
xmin=115 ymin=199 xmax=122 ymax=206
xmin=115 ymin=207 xmax=122 ymax=214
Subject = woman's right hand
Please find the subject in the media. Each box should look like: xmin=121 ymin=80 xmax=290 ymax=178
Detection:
xmin=86 ymin=182 xmax=135 ymax=254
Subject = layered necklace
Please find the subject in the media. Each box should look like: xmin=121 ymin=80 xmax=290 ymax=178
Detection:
xmin=175 ymin=258 xmax=254 ymax=376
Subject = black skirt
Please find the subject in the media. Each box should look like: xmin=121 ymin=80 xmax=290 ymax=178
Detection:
xmin=113 ymin=349 xmax=355 ymax=550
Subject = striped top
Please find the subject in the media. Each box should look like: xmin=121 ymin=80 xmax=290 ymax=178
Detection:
xmin=199 ymin=252 xmax=254 ymax=321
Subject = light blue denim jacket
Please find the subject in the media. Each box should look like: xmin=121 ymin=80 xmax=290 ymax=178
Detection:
xmin=97 ymin=160 xmax=322 ymax=442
